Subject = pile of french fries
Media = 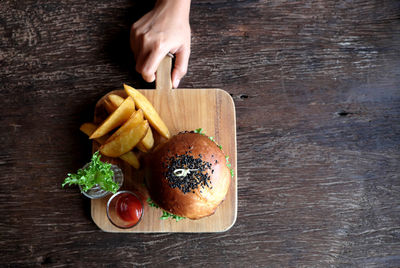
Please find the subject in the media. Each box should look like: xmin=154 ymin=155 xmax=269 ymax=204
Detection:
xmin=79 ymin=84 xmax=170 ymax=169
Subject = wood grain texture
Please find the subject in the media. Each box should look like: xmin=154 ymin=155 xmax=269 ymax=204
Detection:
xmin=1 ymin=0 xmax=399 ymax=266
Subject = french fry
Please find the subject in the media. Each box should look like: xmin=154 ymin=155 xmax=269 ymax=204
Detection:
xmin=119 ymin=152 xmax=140 ymax=169
xmin=80 ymin=123 xmax=108 ymax=144
xmin=136 ymin=127 xmax=154 ymax=152
xmin=103 ymin=99 xmax=118 ymax=114
xmin=80 ymin=122 xmax=140 ymax=169
xmin=90 ymin=96 xmax=135 ymax=139
xmin=104 ymin=95 xmax=125 ymax=114
xmin=100 ymin=120 xmax=149 ymax=157
xmin=108 ymin=94 xmax=124 ymax=107
xmin=136 ymin=142 xmax=147 ymax=153
xmin=124 ymin=84 xmax=170 ymax=139
xmin=80 ymin=122 xmax=97 ymax=136
xmin=105 ymin=96 xmax=155 ymax=151
xmin=109 ymin=109 xmax=144 ymax=140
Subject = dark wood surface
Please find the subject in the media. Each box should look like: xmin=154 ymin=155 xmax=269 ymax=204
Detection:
xmin=1 ymin=0 xmax=399 ymax=266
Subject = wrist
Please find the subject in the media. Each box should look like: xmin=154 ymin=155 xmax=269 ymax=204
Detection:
xmin=156 ymin=0 xmax=191 ymax=5
xmin=156 ymin=0 xmax=191 ymax=19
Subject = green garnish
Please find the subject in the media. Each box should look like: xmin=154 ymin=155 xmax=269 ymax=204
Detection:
xmin=194 ymin=128 xmax=205 ymax=135
xmin=146 ymin=197 xmax=185 ymax=222
xmin=147 ymin=197 xmax=159 ymax=208
xmin=161 ymin=211 xmax=186 ymax=221
xmin=62 ymin=151 xmax=119 ymax=194
xmin=194 ymin=128 xmax=234 ymax=178
xmin=225 ymin=156 xmax=234 ymax=178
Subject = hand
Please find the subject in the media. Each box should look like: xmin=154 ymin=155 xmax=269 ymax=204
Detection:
xmin=131 ymin=0 xmax=191 ymax=88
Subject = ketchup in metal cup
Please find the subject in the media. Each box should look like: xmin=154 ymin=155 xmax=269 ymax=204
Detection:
xmin=115 ymin=193 xmax=143 ymax=226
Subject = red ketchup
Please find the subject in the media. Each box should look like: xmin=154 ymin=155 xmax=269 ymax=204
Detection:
xmin=116 ymin=193 xmax=143 ymax=226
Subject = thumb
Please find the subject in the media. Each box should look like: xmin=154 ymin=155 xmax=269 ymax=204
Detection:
xmin=171 ymin=46 xmax=190 ymax=88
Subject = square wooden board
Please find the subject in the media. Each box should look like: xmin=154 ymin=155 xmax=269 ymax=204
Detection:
xmin=90 ymin=57 xmax=237 ymax=232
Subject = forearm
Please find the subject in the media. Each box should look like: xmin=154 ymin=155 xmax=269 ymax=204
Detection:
xmin=155 ymin=0 xmax=191 ymax=20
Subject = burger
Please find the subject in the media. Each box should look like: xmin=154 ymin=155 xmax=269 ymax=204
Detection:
xmin=145 ymin=131 xmax=232 ymax=220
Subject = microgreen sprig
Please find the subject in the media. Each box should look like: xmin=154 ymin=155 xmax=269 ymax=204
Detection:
xmin=62 ymin=151 xmax=119 ymax=194
xmin=146 ymin=197 xmax=185 ymax=222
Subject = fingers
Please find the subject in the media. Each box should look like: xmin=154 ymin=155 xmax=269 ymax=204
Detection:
xmin=134 ymin=37 xmax=169 ymax=83
xmin=129 ymin=5 xmax=191 ymax=86
xmin=140 ymin=40 xmax=169 ymax=83
xmin=131 ymin=30 xmax=190 ymax=86
xmin=136 ymin=44 xmax=190 ymax=87
xmin=132 ymin=24 xmax=168 ymax=83
xmin=172 ymin=45 xmax=190 ymax=88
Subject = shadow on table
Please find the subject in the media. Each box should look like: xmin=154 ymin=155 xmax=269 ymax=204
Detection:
xmin=102 ymin=0 xmax=156 ymax=90
xmin=80 ymin=0 xmax=157 ymax=225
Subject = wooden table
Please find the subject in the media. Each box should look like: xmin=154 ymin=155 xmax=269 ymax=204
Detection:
xmin=1 ymin=0 xmax=399 ymax=266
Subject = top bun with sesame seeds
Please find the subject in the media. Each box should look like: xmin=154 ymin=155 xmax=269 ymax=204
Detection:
xmin=145 ymin=131 xmax=231 ymax=220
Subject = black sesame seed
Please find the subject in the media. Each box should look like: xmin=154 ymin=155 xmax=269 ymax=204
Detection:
xmin=164 ymin=153 xmax=213 ymax=194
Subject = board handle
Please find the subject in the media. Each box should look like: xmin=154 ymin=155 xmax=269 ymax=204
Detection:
xmin=156 ymin=56 xmax=172 ymax=91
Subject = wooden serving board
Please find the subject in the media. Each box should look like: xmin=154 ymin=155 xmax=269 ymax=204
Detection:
xmin=91 ymin=57 xmax=237 ymax=232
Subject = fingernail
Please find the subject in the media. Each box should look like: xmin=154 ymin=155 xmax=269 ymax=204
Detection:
xmin=173 ymin=78 xmax=180 ymax=88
